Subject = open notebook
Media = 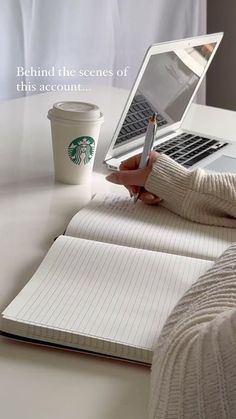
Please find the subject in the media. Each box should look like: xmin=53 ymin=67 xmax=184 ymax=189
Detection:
xmin=1 ymin=194 xmax=236 ymax=364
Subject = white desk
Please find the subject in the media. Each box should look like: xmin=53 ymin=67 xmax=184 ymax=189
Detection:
xmin=1 ymin=86 xmax=236 ymax=419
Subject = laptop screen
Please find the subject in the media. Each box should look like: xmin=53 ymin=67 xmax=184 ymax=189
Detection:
xmin=114 ymin=42 xmax=217 ymax=148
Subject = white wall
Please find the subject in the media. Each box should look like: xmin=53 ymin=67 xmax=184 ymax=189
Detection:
xmin=0 ymin=0 xmax=206 ymax=101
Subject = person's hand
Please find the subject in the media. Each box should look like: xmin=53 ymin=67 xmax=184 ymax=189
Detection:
xmin=106 ymin=151 xmax=161 ymax=205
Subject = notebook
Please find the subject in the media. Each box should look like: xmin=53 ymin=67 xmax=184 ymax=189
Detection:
xmin=1 ymin=194 xmax=236 ymax=364
xmin=104 ymin=32 xmax=236 ymax=174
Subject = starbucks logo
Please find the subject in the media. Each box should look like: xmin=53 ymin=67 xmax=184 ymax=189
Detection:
xmin=68 ymin=136 xmax=95 ymax=165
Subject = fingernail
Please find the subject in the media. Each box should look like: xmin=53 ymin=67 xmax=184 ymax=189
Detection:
xmin=145 ymin=194 xmax=156 ymax=200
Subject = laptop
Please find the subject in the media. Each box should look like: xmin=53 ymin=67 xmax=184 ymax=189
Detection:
xmin=104 ymin=32 xmax=236 ymax=174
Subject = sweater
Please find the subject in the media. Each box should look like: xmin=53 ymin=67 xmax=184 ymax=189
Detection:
xmin=145 ymin=154 xmax=236 ymax=228
xmin=144 ymin=155 xmax=236 ymax=419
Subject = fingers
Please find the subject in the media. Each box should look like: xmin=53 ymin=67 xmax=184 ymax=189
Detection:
xmin=106 ymin=168 xmax=147 ymax=186
xmin=106 ymin=171 xmax=161 ymax=204
xmin=106 ymin=151 xmax=161 ymax=204
xmin=124 ymin=185 xmax=139 ymax=197
xmin=119 ymin=151 xmax=159 ymax=171
xmin=139 ymin=192 xmax=161 ymax=205
xmin=107 ymin=151 xmax=160 ymax=186
xmin=148 ymin=151 xmax=160 ymax=166
xmin=123 ymin=187 xmax=161 ymax=204
xmin=119 ymin=154 xmax=141 ymax=171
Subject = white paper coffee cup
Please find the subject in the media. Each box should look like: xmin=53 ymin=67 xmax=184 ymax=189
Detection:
xmin=47 ymin=101 xmax=104 ymax=184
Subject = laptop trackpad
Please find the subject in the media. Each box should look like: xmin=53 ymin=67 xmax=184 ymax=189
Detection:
xmin=204 ymin=155 xmax=236 ymax=173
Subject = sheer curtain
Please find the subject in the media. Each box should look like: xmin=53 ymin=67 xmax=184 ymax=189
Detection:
xmin=0 ymin=0 xmax=206 ymax=101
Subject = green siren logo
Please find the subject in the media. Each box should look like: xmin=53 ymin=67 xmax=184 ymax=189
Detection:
xmin=68 ymin=136 xmax=95 ymax=165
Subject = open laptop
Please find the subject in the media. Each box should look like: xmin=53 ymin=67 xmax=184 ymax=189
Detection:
xmin=104 ymin=32 xmax=236 ymax=174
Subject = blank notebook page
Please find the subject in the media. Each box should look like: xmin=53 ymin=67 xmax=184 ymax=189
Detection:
xmin=2 ymin=236 xmax=212 ymax=352
xmin=65 ymin=194 xmax=236 ymax=261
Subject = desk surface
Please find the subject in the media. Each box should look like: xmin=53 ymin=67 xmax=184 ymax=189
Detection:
xmin=1 ymin=86 xmax=236 ymax=419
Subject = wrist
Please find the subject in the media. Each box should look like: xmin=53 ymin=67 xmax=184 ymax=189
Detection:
xmin=145 ymin=154 xmax=191 ymax=208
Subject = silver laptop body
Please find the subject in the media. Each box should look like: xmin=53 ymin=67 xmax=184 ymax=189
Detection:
xmin=104 ymin=33 xmax=236 ymax=174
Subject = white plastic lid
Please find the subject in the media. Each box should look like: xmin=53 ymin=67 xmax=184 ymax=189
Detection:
xmin=47 ymin=101 xmax=102 ymax=122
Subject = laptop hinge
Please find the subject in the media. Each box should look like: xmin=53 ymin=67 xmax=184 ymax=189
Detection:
xmin=105 ymin=129 xmax=183 ymax=169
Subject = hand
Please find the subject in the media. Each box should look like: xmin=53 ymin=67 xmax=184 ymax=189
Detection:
xmin=106 ymin=151 xmax=161 ymax=205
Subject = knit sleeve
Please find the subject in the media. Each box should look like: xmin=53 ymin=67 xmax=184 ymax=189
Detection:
xmin=145 ymin=154 xmax=236 ymax=227
xmin=149 ymin=243 xmax=236 ymax=419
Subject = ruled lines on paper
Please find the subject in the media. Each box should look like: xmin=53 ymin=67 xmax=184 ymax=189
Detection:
xmin=2 ymin=236 xmax=212 ymax=353
xmin=66 ymin=194 xmax=236 ymax=261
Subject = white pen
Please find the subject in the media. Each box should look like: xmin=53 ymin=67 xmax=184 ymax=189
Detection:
xmin=133 ymin=112 xmax=157 ymax=203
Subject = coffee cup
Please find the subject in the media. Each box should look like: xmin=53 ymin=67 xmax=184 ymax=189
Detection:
xmin=47 ymin=101 xmax=104 ymax=184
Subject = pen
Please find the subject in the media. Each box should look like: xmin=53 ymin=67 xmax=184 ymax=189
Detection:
xmin=133 ymin=112 xmax=157 ymax=203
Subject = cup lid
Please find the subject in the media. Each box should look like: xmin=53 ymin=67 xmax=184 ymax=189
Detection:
xmin=48 ymin=101 xmax=102 ymax=122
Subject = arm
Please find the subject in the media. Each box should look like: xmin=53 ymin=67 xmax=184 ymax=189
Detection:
xmin=145 ymin=154 xmax=236 ymax=227
xmin=106 ymin=152 xmax=236 ymax=227
xmin=149 ymin=243 xmax=236 ymax=419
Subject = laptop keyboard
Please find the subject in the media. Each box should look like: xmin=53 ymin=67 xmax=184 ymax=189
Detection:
xmin=115 ymin=94 xmax=167 ymax=145
xmin=114 ymin=93 xmax=228 ymax=168
xmin=154 ymin=133 xmax=228 ymax=167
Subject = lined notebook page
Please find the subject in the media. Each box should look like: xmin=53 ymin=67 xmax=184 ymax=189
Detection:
xmin=66 ymin=194 xmax=236 ymax=261
xmin=2 ymin=236 xmax=212 ymax=357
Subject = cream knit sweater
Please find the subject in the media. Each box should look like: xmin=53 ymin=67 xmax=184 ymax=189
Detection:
xmin=145 ymin=154 xmax=236 ymax=227
xmin=144 ymin=155 xmax=236 ymax=419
